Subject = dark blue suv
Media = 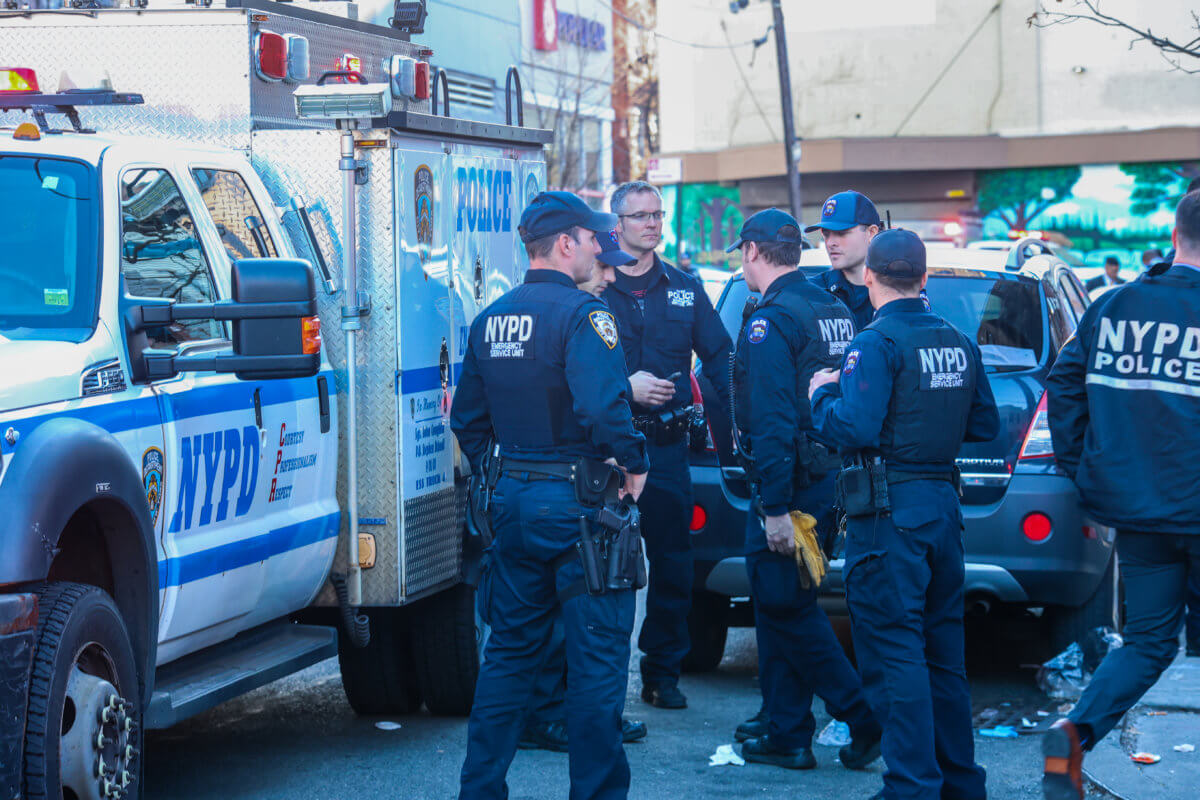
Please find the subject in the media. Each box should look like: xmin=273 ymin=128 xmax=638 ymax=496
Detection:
xmin=683 ymin=246 xmax=1119 ymax=672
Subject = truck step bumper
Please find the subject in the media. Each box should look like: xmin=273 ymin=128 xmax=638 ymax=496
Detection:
xmin=145 ymin=621 xmax=336 ymax=729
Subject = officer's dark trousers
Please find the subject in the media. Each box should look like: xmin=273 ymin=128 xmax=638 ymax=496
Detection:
xmin=637 ymin=440 xmax=693 ymax=688
xmin=528 ymin=620 xmax=567 ymax=725
xmin=745 ymin=477 xmax=879 ymax=750
xmin=1069 ymin=531 xmax=1200 ymax=745
xmin=843 ymin=481 xmax=985 ymax=800
xmin=460 ymin=475 xmax=635 ymax=800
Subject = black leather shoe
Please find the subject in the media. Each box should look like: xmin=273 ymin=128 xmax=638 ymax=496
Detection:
xmin=1042 ymin=719 xmax=1084 ymax=800
xmin=740 ymin=735 xmax=817 ymax=770
xmin=518 ymin=721 xmax=569 ymax=752
xmin=641 ymin=683 xmax=687 ymax=709
xmin=622 ymin=717 xmax=648 ymax=743
xmin=839 ymin=726 xmax=883 ymax=770
xmin=735 ymin=705 xmax=769 ymax=742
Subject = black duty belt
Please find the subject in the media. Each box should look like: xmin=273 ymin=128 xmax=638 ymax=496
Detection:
xmin=499 ymin=458 xmax=576 ymax=482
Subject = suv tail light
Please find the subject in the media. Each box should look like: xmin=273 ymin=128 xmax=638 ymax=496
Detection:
xmin=1018 ymin=392 xmax=1054 ymax=460
xmin=1022 ymin=512 xmax=1053 ymax=543
xmin=690 ymin=504 xmax=707 ymax=532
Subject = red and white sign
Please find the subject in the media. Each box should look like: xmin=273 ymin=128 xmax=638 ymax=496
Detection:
xmin=647 ymin=157 xmax=683 ymax=185
xmin=534 ymin=0 xmax=558 ymax=51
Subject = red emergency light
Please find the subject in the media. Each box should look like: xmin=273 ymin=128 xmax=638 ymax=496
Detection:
xmin=414 ymin=62 xmax=431 ymax=99
xmin=0 ymin=67 xmax=39 ymax=94
xmin=254 ymin=31 xmax=288 ymax=82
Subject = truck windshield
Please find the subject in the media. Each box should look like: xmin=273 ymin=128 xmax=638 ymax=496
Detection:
xmin=0 ymin=155 xmax=99 ymax=342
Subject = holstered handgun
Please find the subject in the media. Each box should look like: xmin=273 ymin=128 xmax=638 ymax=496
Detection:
xmin=598 ymin=502 xmax=646 ymax=592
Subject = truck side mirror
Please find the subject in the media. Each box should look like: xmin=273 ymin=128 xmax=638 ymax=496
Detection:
xmin=229 ymin=258 xmax=321 ymax=380
xmin=122 ymin=258 xmax=321 ymax=383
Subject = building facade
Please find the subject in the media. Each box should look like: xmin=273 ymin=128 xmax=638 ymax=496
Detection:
xmin=652 ymin=0 xmax=1200 ymax=267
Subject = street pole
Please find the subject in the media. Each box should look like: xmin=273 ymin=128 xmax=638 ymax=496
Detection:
xmin=770 ymin=0 xmax=802 ymax=225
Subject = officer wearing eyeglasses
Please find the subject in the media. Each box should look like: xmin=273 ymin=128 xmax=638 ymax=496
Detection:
xmin=607 ymin=181 xmax=733 ymax=709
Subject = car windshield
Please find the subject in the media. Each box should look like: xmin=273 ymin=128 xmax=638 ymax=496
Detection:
xmin=717 ymin=273 xmax=1044 ymax=372
xmin=0 ymin=155 xmax=100 ymax=342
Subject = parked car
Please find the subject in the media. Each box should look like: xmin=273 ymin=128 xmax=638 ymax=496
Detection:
xmin=683 ymin=241 xmax=1118 ymax=672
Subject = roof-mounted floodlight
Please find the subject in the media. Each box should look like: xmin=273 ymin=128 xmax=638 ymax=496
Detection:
xmin=293 ymin=75 xmax=392 ymax=121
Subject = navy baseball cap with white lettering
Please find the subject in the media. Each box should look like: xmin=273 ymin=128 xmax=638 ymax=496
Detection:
xmin=725 ymin=208 xmax=804 ymax=252
xmin=866 ymin=229 xmax=926 ymax=278
xmin=597 ymin=230 xmax=637 ymax=267
xmin=518 ymin=190 xmax=618 ymax=242
xmin=804 ymin=190 xmax=882 ymax=233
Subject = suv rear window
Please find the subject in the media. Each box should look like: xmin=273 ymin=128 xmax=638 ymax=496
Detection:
xmin=927 ymin=275 xmax=1043 ymax=371
xmin=717 ymin=273 xmax=1044 ymax=372
xmin=0 ymin=155 xmax=99 ymax=342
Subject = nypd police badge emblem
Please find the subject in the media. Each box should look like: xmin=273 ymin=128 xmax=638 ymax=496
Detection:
xmin=843 ymin=349 xmax=861 ymax=376
xmin=822 ymin=198 xmax=837 ymax=218
xmin=589 ymin=309 xmax=619 ymax=349
xmin=747 ymin=317 xmax=769 ymax=344
xmin=142 ymin=447 xmax=164 ymax=526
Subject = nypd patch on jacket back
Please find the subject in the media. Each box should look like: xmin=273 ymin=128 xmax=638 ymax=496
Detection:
xmin=484 ymin=313 xmax=536 ymax=358
xmin=918 ymin=345 xmax=968 ymax=390
xmin=1090 ymin=318 xmax=1200 ymax=395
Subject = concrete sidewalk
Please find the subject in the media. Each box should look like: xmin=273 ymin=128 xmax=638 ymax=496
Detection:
xmin=1083 ymin=656 xmax=1200 ymax=800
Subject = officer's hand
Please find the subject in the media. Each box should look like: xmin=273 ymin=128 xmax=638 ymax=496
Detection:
xmin=629 ymin=370 xmax=676 ymax=407
xmin=620 ymin=469 xmax=648 ymax=502
xmin=763 ymin=514 xmax=794 ymax=555
xmin=808 ymin=367 xmax=840 ymax=400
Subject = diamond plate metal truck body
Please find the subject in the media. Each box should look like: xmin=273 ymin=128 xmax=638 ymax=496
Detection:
xmin=0 ymin=3 xmax=547 ymax=608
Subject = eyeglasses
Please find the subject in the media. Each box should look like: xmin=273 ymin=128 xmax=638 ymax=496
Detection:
xmin=619 ymin=211 xmax=665 ymax=223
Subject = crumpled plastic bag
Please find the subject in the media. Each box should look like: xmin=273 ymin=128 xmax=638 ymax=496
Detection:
xmin=1037 ymin=627 xmax=1124 ymax=700
xmin=708 ymin=744 xmax=745 ymax=767
xmin=816 ymin=720 xmax=851 ymax=747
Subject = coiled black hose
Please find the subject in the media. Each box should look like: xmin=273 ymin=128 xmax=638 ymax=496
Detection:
xmin=329 ymin=572 xmax=371 ymax=648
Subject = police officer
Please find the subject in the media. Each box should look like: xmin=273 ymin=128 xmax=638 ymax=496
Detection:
xmin=805 ymin=190 xmax=883 ymax=330
xmin=519 ymin=230 xmax=648 ymax=753
xmin=809 ymin=229 xmax=999 ymax=800
xmin=1039 ymin=191 xmax=1200 ymax=800
xmin=729 ymin=208 xmax=883 ymax=771
xmin=452 ymin=191 xmax=649 ymax=800
xmin=608 ymin=181 xmax=732 ymax=709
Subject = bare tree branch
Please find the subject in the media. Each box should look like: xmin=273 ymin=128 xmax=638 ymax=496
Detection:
xmin=1028 ymin=1 xmax=1200 ymax=71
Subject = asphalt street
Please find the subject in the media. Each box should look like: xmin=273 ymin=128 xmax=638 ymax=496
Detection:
xmin=144 ymin=603 xmax=1108 ymax=800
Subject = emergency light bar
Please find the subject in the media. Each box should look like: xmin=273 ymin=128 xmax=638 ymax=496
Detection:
xmin=293 ymin=82 xmax=392 ymax=120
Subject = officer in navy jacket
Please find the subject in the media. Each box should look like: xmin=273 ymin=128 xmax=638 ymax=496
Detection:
xmin=729 ymin=209 xmax=883 ymax=771
xmin=805 ymin=190 xmax=883 ymax=330
xmin=604 ymin=181 xmax=732 ymax=709
xmin=810 ymin=229 xmax=998 ymax=800
xmin=1038 ymin=190 xmax=1200 ymax=800
xmin=451 ymin=190 xmax=648 ymax=800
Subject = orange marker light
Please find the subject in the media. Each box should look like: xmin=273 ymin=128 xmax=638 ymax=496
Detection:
xmin=13 ymin=122 xmax=40 ymax=141
xmin=301 ymin=316 xmax=322 ymax=355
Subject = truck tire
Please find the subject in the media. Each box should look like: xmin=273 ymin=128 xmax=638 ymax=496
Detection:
xmin=24 ymin=582 xmax=142 ymax=800
xmin=410 ymin=584 xmax=479 ymax=716
xmin=1047 ymin=552 xmax=1122 ymax=657
xmin=682 ymin=590 xmax=730 ymax=673
xmin=337 ymin=607 xmax=422 ymax=715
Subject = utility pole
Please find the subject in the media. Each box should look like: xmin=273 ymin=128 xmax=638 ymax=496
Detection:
xmin=769 ymin=0 xmax=802 ymax=225
xmin=732 ymin=0 xmax=803 ymax=224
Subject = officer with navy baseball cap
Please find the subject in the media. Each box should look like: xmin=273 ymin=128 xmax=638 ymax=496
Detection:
xmin=810 ymin=225 xmax=997 ymax=800
xmin=805 ymin=191 xmax=883 ymax=329
xmin=726 ymin=207 xmax=805 ymax=252
xmin=866 ymin=228 xmax=925 ymax=278
xmin=519 ymin=190 xmax=618 ymax=242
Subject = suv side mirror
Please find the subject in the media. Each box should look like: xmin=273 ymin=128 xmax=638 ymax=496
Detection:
xmin=123 ymin=258 xmax=321 ymax=382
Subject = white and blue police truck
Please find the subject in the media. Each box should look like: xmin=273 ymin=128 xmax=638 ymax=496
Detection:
xmin=0 ymin=4 xmax=549 ymax=798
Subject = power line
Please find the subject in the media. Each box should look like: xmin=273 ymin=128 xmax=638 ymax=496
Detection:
xmin=594 ymin=0 xmax=768 ymax=50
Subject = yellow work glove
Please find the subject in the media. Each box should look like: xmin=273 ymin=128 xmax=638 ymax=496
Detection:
xmin=790 ymin=510 xmax=828 ymax=590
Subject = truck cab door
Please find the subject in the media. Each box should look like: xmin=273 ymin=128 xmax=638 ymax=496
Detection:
xmin=116 ymin=164 xmax=269 ymax=659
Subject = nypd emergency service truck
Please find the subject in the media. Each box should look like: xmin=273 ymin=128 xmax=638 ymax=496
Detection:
xmin=0 ymin=4 xmax=550 ymax=797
